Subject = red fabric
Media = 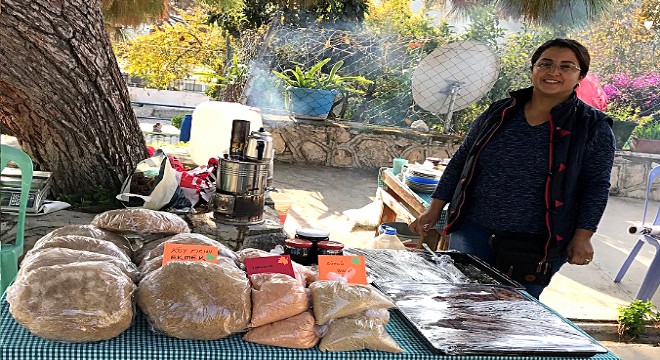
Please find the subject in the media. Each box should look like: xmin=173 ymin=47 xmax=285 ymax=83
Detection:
xmin=576 ymin=73 xmax=608 ymax=111
xmin=168 ymin=155 xmax=186 ymax=172
xmin=179 ymin=158 xmax=218 ymax=190
xmin=146 ymin=146 xmax=156 ymax=157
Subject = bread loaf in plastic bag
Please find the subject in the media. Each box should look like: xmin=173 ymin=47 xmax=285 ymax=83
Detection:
xmin=249 ymin=273 xmax=311 ymax=327
xmin=243 ymin=311 xmax=319 ymax=349
xmin=7 ymin=262 xmax=135 ymax=342
xmin=36 ymin=224 xmax=133 ymax=256
xmin=18 ymin=247 xmax=139 ymax=282
xmin=140 ymin=233 xmax=237 ymax=267
xmin=91 ymin=208 xmax=190 ymax=235
xmin=310 ymin=280 xmax=394 ymax=325
xmin=137 ymin=259 xmax=251 ymax=340
xmin=132 ymin=236 xmax=173 ymax=265
xmin=28 ymin=235 xmax=132 ymax=264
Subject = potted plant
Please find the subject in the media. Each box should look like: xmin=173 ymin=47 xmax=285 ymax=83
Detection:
xmin=630 ymin=114 xmax=660 ymax=154
xmin=273 ymin=58 xmax=372 ymax=119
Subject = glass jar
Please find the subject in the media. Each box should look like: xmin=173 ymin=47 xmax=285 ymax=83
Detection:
xmin=295 ymin=228 xmax=330 ymax=264
xmin=317 ymin=241 xmax=344 ymax=256
xmin=284 ymin=238 xmax=313 ymax=265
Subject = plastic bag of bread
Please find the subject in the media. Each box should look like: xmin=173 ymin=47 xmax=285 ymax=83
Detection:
xmin=132 ymin=236 xmax=173 ymax=265
xmin=310 ymin=280 xmax=394 ymax=325
xmin=249 ymin=273 xmax=311 ymax=327
xmin=6 ymin=262 xmax=135 ymax=342
xmin=138 ymin=255 xmax=164 ymax=282
xmin=237 ymin=248 xmax=316 ymax=286
xmin=318 ymin=313 xmax=403 ymax=352
xmin=18 ymin=247 xmax=139 ymax=282
xmin=141 ymin=233 xmax=238 ymax=267
xmin=243 ymin=311 xmax=319 ymax=349
xmin=91 ymin=208 xmax=189 ymax=235
xmin=36 ymin=225 xmax=133 ymax=257
xmin=28 ymin=235 xmax=132 ymax=264
xmin=137 ymin=258 xmax=251 ymax=340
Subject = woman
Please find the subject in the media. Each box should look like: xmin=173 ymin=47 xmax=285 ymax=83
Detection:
xmin=409 ymin=38 xmax=615 ymax=298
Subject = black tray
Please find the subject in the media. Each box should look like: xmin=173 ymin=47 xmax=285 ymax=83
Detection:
xmin=374 ymin=282 xmax=608 ymax=357
xmin=344 ymin=248 xmax=523 ymax=289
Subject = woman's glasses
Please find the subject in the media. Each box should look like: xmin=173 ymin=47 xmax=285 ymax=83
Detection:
xmin=534 ymin=61 xmax=581 ymax=73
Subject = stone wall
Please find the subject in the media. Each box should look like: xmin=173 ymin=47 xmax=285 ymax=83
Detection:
xmin=610 ymin=152 xmax=660 ymax=201
xmin=263 ymin=117 xmax=462 ymax=168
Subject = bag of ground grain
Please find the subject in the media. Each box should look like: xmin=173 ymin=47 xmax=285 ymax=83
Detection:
xmin=91 ymin=208 xmax=190 ymax=235
xmin=309 ymin=281 xmax=394 ymax=325
xmin=243 ymin=311 xmax=319 ymax=349
xmin=140 ymin=233 xmax=238 ymax=267
xmin=318 ymin=313 xmax=402 ymax=353
xmin=237 ymin=248 xmax=316 ymax=286
xmin=37 ymin=225 xmax=133 ymax=257
xmin=249 ymin=273 xmax=311 ymax=327
xmin=137 ymin=259 xmax=251 ymax=340
xmin=18 ymin=247 xmax=139 ymax=283
xmin=28 ymin=235 xmax=132 ymax=264
xmin=132 ymin=236 xmax=173 ymax=265
xmin=6 ymin=262 xmax=135 ymax=342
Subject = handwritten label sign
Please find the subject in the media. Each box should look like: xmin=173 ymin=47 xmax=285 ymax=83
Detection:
xmin=161 ymin=243 xmax=219 ymax=266
xmin=317 ymin=255 xmax=368 ymax=284
xmin=244 ymin=255 xmax=296 ymax=278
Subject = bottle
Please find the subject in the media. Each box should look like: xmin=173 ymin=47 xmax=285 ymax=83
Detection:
xmin=373 ymin=226 xmax=407 ymax=250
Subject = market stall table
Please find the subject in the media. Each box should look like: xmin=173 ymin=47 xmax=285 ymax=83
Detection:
xmin=378 ymin=168 xmax=449 ymax=250
xmin=0 ymin=295 xmax=620 ymax=360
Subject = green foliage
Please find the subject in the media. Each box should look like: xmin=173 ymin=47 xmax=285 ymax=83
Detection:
xmin=632 ymin=115 xmax=660 ymax=140
xmin=58 ymin=186 xmax=121 ymax=213
xmin=617 ymin=300 xmax=658 ymax=339
xmin=273 ymin=58 xmax=372 ymax=93
xmin=605 ymin=104 xmax=641 ymax=122
xmin=171 ymin=114 xmax=184 ymax=129
xmin=460 ymin=5 xmax=505 ymax=50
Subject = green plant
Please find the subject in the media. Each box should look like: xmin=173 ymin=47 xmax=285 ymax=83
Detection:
xmin=631 ymin=115 xmax=660 ymax=140
xmin=617 ymin=299 xmax=658 ymax=339
xmin=171 ymin=114 xmax=184 ymax=129
xmin=58 ymin=186 xmax=121 ymax=213
xmin=272 ymin=58 xmax=372 ymax=94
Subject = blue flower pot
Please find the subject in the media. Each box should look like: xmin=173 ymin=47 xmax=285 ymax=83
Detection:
xmin=288 ymin=87 xmax=338 ymax=119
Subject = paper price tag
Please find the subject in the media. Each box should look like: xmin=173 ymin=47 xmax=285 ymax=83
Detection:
xmin=244 ymin=255 xmax=296 ymax=278
xmin=161 ymin=243 xmax=219 ymax=266
xmin=317 ymin=255 xmax=367 ymax=284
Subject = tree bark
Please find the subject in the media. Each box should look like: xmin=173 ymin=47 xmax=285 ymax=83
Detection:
xmin=0 ymin=0 xmax=148 ymax=197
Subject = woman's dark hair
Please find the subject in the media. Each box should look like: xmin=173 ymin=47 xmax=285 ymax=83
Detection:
xmin=530 ymin=38 xmax=590 ymax=77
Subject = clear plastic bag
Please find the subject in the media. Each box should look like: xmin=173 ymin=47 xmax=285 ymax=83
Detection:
xmin=140 ymin=233 xmax=238 ymax=268
xmin=249 ymin=273 xmax=311 ymax=327
xmin=237 ymin=248 xmax=317 ymax=286
xmin=243 ymin=311 xmax=319 ymax=349
xmin=318 ymin=314 xmax=403 ymax=353
xmin=18 ymin=247 xmax=139 ymax=283
xmin=7 ymin=262 xmax=135 ymax=342
xmin=137 ymin=259 xmax=251 ymax=340
xmin=91 ymin=208 xmax=190 ymax=235
xmin=28 ymin=235 xmax=132 ymax=264
xmin=309 ymin=281 xmax=395 ymax=325
xmin=36 ymin=224 xmax=133 ymax=256
xmin=432 ymin=254 xmax=470 ymax=283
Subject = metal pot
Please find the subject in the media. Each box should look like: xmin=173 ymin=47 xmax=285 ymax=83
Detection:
xmin=217 ymin=157 xmax=269 ymax=195
xmin=245 ymin=127 xmax=273 ymax=162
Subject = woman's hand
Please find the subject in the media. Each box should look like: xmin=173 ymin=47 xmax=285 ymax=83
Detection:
xmin=409 ymin=199 xmax=446 ymax=237
xmin=566 ymin=229 xmax=595 ymax=265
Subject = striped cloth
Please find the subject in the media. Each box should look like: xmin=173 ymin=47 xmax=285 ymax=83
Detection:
xmin=0 ymin=294 xmax=619 ymax=360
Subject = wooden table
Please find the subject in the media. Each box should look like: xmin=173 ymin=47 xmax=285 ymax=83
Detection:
xmin=377 ymin=168 xmax=449 ymax=251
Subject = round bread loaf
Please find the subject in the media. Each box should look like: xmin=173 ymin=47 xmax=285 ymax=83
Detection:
xmin=91 ymin=209 xmax=190 ymax=235
xmin=140 ymin=233 xmax=237 ymax=267
xmin=18 ymin=248 xmax=139 ymax=283
xmin=137 ymin=259 xmax=251 ymax=340
xmin=138 ymin=255 xmax=164 ymax=282
xmin=6 ymin=263 xmax=135 ymax=342
xmin=28 ymin=235 xmax=132 ymax=264
xmin=132 ymin=236 xmax=173 ymax=266
xmin=37 ymin=225 xmax=133 ymax=257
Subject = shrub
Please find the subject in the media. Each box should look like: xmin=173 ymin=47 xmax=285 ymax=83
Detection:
xmin=604 ymin=72 xmax=660 ymax=116
xmin=617 ymin=299 xmax=658 ymax=340
xmin=171 ymin=114 xmax=184 ymax=129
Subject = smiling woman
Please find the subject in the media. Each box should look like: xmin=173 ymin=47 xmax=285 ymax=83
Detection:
xmin=410 ymin=38 xmax=616 ymax=299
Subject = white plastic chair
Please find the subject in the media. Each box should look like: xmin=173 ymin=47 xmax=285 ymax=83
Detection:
xmin=614 ymin=165 xmax=660 ymax=301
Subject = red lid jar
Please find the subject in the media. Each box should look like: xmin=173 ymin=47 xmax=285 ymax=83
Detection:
xmin=284 ymin=238 xmax=313 ymax=265
xmin=317 ymin=240 xmax=344 ymax=256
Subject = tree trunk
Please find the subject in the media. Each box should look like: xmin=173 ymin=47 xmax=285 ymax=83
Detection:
xmin=0 ymin=0 xmax=148 ymax=197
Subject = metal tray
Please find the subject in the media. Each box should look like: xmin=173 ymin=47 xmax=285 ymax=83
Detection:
xmin=374 ymin=282 xmax=608 ymax=357
xmin=344 ymin=248 xmax=523 ymax=289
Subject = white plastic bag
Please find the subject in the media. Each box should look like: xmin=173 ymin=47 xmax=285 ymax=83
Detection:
xmin=343 ymin=200 xmax=384 ymax=231
xmin=116 ymin=151 xmax=180 ymax=211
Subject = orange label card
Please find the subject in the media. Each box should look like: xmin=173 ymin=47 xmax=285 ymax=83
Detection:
xmin=244 ymin=255 xmax=296 ymax=278
xmin=161 ymin=243 xmax=219 ymax=266
xmin=317 ymin=255 xmax=368 ymax=284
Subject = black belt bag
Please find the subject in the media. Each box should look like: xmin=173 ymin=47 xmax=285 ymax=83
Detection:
xmin=489 ymin=231 xmax=553 ymax=286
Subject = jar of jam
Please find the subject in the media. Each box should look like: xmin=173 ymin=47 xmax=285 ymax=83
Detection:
xmin=317 ymin=241 xmax=344 ymax=256
xmin=284 ymin=238 xmax=313 ymax=265
xmin=295 ymin=228 xmax=330 ymax=264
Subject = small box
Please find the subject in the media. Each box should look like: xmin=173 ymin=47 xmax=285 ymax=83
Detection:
xmin=0 ymin=168 xmax=53 ymax=213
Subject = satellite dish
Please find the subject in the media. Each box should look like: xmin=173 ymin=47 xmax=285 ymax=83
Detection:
xmin=412 ymin=40 xmax=499 ymax=133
